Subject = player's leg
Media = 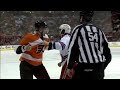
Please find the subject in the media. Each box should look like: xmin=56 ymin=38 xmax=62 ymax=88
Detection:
xmin=20 ymin=61 xmax=33 ymax=79
xmin=33 ymin=64 xmax=50 ymax=79
xmin=60 ymin=61 xmax=68 ymax=79
xmin=61 ymin=62 xmax=77 ymax=79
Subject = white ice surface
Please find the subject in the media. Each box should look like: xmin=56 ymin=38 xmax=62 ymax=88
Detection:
xmin=0 ymin=47 xmax=120 ymax=79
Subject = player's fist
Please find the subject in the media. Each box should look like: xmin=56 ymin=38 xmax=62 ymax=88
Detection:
xmin=43 ymin=40 xmax=49 ymax=46
xmin=24 ymin=44 xmax=32 ymax=51
xmin=58 ymin=62 xmax=62 ymax=67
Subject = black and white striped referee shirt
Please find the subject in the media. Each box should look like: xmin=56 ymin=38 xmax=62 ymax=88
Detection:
xmin=67 ymin=23 xmax=111 ymax=69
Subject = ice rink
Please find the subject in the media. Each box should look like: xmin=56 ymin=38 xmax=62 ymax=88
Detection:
xmin=0 ymin=47 xmax=120 ymax=79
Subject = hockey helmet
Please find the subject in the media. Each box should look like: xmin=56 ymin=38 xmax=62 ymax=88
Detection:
xmin=79 ymin=11 xmax=94 ymax=23
xmin=80 ymin=11 xmax=94 ymax=17
xmin=59 ymin=24 xmax=71 ymax=34
xmin=35 ymin=20 xmax=47 ymax=28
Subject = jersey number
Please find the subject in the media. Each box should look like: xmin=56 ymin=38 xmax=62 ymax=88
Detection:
xmin=88 ymin=32 xmax=98 ymax=42
xmin=36 ymin=45 xmax=44 ymax=53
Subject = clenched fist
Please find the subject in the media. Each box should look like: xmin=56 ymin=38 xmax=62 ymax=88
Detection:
xmin=43 ymin=40 xmax=49 ymax=46
xmin=23 ymin=44 xmax=32 ymax=51
xmin=58 ymin=62 xmax=62 ymax=67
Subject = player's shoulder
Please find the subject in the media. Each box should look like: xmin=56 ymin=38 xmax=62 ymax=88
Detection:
xmin=62 ymin=34 xmax=70 ymax=40
xmin=26 ymin=33 xmax=33 ymax=37
xmin=22 ymin=32 xmax=35 ymax=39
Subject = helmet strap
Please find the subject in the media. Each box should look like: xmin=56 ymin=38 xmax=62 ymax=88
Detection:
xmin=61 ymin=29 xmax=65 ymax=34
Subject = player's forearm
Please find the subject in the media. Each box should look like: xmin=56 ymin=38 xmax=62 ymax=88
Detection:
xmin=48 ymin=42 xmax=63 ymax=50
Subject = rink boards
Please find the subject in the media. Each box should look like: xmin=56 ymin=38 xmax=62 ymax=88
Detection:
xmin=1 ymin=42 xmax=120 ymax=51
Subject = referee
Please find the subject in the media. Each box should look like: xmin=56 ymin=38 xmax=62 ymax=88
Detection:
xmin=66 ymin=11 xmax=112 ymax=79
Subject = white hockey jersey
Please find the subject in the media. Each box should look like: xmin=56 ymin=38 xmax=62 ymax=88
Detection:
xmin=52 ymin=34 xmax=70 ymax=66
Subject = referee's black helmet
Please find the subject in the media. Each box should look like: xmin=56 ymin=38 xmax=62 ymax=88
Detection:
xmin=80 ymin=11 xmax=94 ymax=23
xmin=80 ymin=11 xmax=94 ymax=17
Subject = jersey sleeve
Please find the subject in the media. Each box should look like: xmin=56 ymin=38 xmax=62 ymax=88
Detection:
xmin=19 ymin=33 xmax=32 ymax=45
xmin=15 ymin=33 xmax=32 ymax=54
xmin=48 ymin=37 xmax=68 ymax=51
xmin=102 ymin=31 xmax=112 ymax=69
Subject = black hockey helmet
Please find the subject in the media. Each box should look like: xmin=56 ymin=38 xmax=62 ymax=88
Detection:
xmin=34 ymin=20 xmax=47 ymax=28
xmin=80 ymin=11 xmax=94 ymax=17
xmin=79 ymin=11 xmax=94 ymax=23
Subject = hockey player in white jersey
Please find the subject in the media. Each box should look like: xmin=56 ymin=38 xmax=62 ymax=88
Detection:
xmin=48 ymin=24 xmax=77 ymax=79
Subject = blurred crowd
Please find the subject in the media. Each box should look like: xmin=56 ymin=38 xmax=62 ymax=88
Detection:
xmin=0 ymin=11 xmax=120 ymax=45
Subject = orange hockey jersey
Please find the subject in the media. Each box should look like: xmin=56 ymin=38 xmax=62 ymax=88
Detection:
xmin=17 ymin=32 xmax=50 ymax=66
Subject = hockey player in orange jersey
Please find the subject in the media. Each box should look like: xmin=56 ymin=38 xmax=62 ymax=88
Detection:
xmin=15 ymin=20 xmax=50 ymax=79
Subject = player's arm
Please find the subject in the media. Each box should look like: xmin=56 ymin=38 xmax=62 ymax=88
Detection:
xmin=15 ymin=34 xmax=32 ymax=54
xmin=16 ymin=44 xmax=32 ymax=54
xmin=48 ymin=41 xmax=66 ymax=51
xmin=102 ymin=32 xmax=112 ymax=69
xmin=42 ymin=34 xmax=51 ymax=50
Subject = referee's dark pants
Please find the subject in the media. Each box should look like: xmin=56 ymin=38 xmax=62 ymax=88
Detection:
xmin=20 ymin=60 xmax=50 ymax=79
xmin=72 ymin=62 xmax=105 ymax=80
